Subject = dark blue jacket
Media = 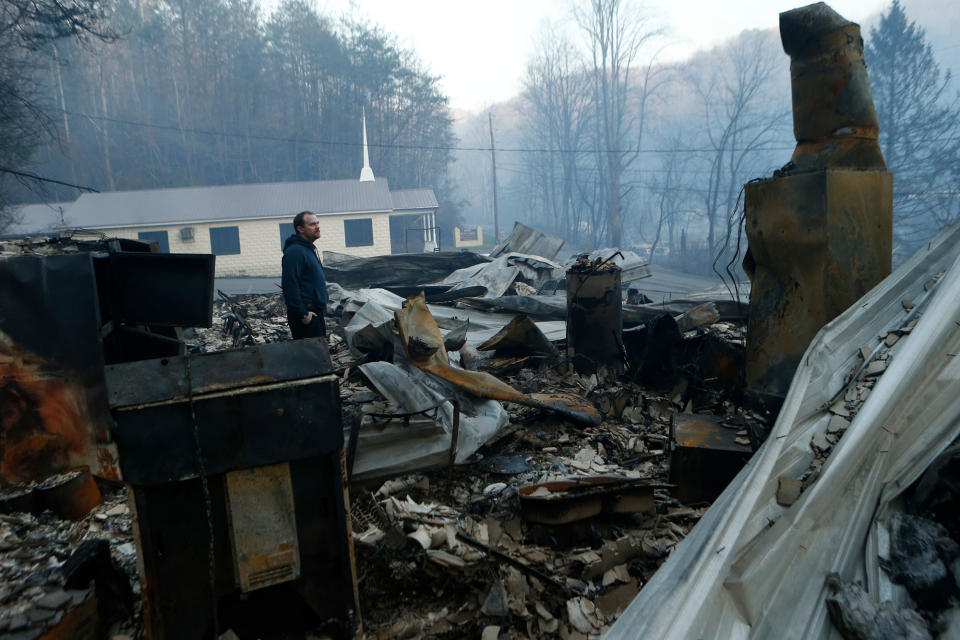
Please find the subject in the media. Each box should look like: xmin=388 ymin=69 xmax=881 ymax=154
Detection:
xmin=281 ymin=234 xmax=328 ymax=319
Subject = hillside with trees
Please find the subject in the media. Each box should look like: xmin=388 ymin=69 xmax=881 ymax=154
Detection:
xmin=456 ymin=0 xmax=959 ymax=269
xmin=1 ymin=0 xmax=456 ymax=230
xmin=3 ymin=0 xmax=957 ymax=267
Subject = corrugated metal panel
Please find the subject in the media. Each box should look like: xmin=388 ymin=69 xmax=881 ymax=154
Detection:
xmin=490 ymin=222 xmax=565 ymax=261
xmin=61 ymin=178 xmax=396 ymax=229
xmin=390 ymin=188 xmax=438 ymax=211
xmin=606 ymin=218 xmax=960 ymax=640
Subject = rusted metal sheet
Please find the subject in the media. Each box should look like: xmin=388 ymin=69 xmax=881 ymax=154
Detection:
xmin=36 ymin=590 xmax=98 ymax=640
xmin=395 ymin=292 xmax=600 ymax=425
xmin=105 ymin=337 xmax=333 ymax=409
xmin=128 ymin=453 xmax=357 ymax=640
xmin=0 ymin=467 xmax=102 ymax=520
xmin=567 ymin=263 xmax=624 ymax=374
xmin=322 ymin=251 xmax=489 ymax=289
xmin=0 ymin=254 xmax=119 ymax=484
xmin=37 ymin=468 xmax=102 ymax=520
xmin=669 ymin=413 xmax=753 ymax=504
xmin=109 ymin=376 xmax=342 ymax=485
xmin=476 ymin=315 xmax=558 ymax=357
xmin=518 ymin=476 xmax=655 ymax=525
xmin=225 ymin=463 xmax=301 ymax=592
xmin=490 ymin=221 xmax=565 ymax=261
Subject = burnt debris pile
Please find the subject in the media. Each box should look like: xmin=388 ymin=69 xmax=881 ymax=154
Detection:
xmin=1 ymin=221 xmax=768 ymax=639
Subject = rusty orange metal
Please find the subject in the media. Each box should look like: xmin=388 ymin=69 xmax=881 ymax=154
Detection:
xmin=744 ymin=168 xmax=892 ymax=401
xmin=395 ymin=293 xmax=600 ymax=425
xmin=669 ymin=413 xmax=753 ymax=504
xmin=780 ymin=3 xmax=886 ymax=173
xmin=37 ymin=468 xmax=103 ymax=520
xmin=224 ymin=463 xmax=301 ymax=593
xmin=0 ymin=331 xmax=118 ymax=485
xmin=518 ymin=476 xmax=655 ymax=525
xmin=36 ymin=590 xmax=98 ymax=640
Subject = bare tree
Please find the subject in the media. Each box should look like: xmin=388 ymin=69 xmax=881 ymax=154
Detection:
xmin=575 ymin=0 xmax=664 ymax=247
xmin=646 ymin=133 xmax=692 ymax=263
xmin=0 ymin=0 xmax=112 ymax=226
xmin=521 ymin=28 xmax=591 ymax=240
xmin=685 ymin=29 xmax=790 ymax=255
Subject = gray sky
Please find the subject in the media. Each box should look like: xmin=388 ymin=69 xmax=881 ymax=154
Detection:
xmin=307 ymin=0 xmax=888 ymax=114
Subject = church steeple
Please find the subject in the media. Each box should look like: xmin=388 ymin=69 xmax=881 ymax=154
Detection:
xmin=360 ymin=107 xmax=375 ymax=183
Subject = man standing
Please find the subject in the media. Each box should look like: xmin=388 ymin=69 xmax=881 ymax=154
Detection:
xmin=281 ymin=211 xmax=329 ymax=339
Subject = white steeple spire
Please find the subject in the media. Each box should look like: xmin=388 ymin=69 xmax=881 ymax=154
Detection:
xmin=360 ymin=107 xmax=375 ymax=182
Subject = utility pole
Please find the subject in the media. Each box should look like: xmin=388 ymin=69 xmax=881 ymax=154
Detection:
xmin=488 ymin=111 xmax=500 ymax=243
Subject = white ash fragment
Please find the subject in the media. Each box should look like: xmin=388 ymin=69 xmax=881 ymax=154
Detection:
xmin=776 ymin=476 xmax=803 ymax=507
xmin=811 ymin=431 xmax=831 ymax=453
xmin=830 ymin=399 xmax=851 ymax=417
xmin=828 ymin=414 xmax=851 ymax=434
xmin=566 ymin=596 xmax=602 ymax=635
xmin=825 ymin=573 xmax=931 ymax=640
xmin=866 ymin=360 xmax=889 ymax=376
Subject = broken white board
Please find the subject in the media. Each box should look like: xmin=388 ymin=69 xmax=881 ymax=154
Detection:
xmin=352 ymin=361 xmax=509 ymax=482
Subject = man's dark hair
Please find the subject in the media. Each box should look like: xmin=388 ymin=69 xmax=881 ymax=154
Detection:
xmin=293 ymin=211 xmax=314 ymax=230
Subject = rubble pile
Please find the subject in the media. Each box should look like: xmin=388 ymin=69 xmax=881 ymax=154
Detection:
xmin=189 ymin=292 xmax=291 ymax=351
xmin=350 ymin=421 xmax=708 ymax=639
xmin=2 ymin=222 xmax=764 ymax=639
xmin=825 ymin=442 xmax=960 ymax=640
xmin=800 ymin=312 xmax=917 ymax=493
xmin=177 ymin=244 xmax=757 ymax=637
xmin=0 ymin=483 xmax=138 ymax=638
xmin=340 ymin=325 xmax=752 ymax=637
xmin=0 ymin=235 xmax=103 ymax=256
xmin=189 ymin=292 xmax=362 ymax=371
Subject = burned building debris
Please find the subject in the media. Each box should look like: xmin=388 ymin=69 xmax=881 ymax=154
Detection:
xmin=2 ymin=225 xmax=758 ymax=638
xmin=6 ymin=213 xmax=955 ymax=639
xmin=1 ymin=236 xmax=358 ymax=639
xmin=3 ymin=3 xmax=954 ymax=636
xmin=608 ymin=212 xmax=960 ymax=640
xmin=106 ymin=340 xmax=355 ymax=640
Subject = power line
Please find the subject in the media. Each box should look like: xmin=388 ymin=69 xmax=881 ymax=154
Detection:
xmin=62 ymin=107 xmax=960 ymax=159
xmin=0 ymin=167 xmax=99 ymax=193
xmin=62 ymin=108 xmax=798 ymax=155
xmin=496 ymin=161 xmax=754 ymax=176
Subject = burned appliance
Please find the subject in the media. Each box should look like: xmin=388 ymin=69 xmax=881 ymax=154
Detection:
xmin=0 ymin=242 xmax=214 ymax=485
xmin=105 ymin=339 xmax=357 ymax=640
